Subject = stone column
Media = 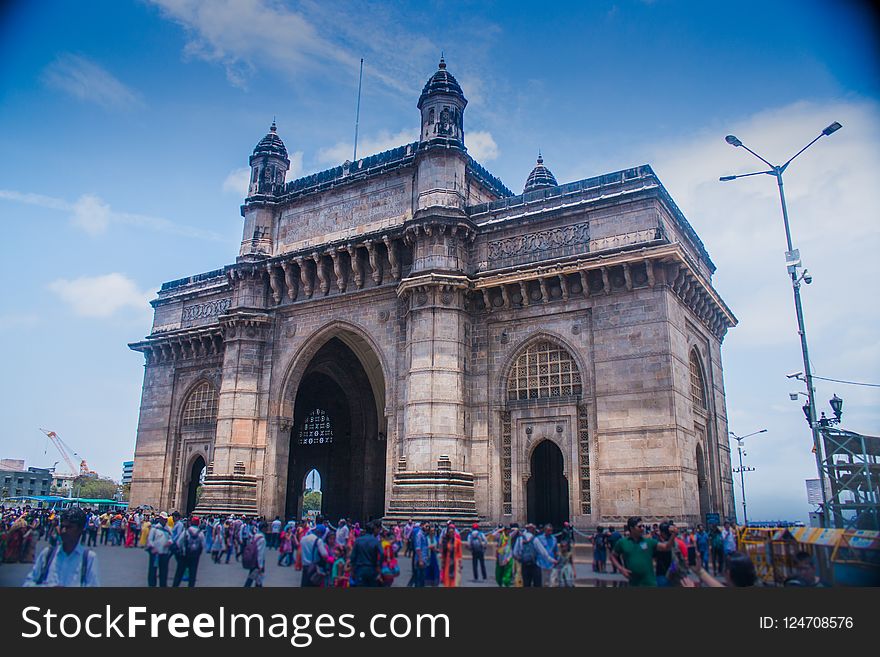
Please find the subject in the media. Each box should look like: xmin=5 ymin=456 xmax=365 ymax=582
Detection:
xmin=194 ymin=299 xmax=270 ymax=516
xmin=386 ymin=219 xmax=477 ymax=522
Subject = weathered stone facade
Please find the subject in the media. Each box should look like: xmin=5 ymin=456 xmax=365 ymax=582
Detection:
xmin=129 ymin=59 xmax=736 ymax=527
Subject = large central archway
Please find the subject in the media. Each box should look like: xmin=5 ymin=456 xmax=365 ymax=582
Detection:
xmin=285 ymin=336 xmax=386 ymax=523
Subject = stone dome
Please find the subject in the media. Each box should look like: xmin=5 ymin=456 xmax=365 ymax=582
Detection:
xmin=523 ymin=155 xmax=558 ymax=193
xmin=418 ymin=57 xmax=466 ymax=109
xmin=251 ymin=121 xmax=289 ymax=162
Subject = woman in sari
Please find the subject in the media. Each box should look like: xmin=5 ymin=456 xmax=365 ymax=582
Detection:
xmin=425 ymin=524 xmax=440 ymax=586
xmin=3 ymin=516 xmax=27 ymax=563
xmin=138 ymin=516 xmax=152 ymax=547
xmin=380 ymin=529 xmax=400 ymax=587
xmin=494 ymin=527 xmax=514 ymax=587
xmin=124 ymin=515 xmax=137 ymax=548
xmin=293 ymin=521 xmax=308 ymax=571
xmin=439 ymin=524 xmax=462 ymax=587
xmin=278 ymin=527 xmax=293 ymax=566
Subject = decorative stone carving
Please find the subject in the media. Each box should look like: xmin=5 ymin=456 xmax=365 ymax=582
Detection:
xmin=488 ymin=221 xmax=589 ymax=262
xmin=181 ymin=298 xmax=231 ymax=323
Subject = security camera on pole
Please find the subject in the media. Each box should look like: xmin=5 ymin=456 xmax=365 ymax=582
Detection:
xmin=720 ymin=121 xmax=842 ymax=527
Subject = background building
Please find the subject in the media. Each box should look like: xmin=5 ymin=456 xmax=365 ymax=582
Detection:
xmin=129 ymin=59 xmax=736 ymax=526
xmin=1 ymin=466 xmax=52 ymax=498
xmin=121 ymin=460 xmax=134 ymax=486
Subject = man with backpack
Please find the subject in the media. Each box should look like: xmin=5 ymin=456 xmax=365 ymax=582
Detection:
xmin=514 ymin=523 xmax=555 ymax=587
xmin=299 ymin=523 xmax=330 ymax=587
xmin=172 ymin=515 xmax=206 ymax=587
xmin=24 ymin=507 xmax=99 ymax=587
xmin=243 ymin=521 xmax=268 ymax=587
xmin=467 ymin=523 xmax=488 ymax=581
xmin=146 ymin=512 xmax=173 ymax=587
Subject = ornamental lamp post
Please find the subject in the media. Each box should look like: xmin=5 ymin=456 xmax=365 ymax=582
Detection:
xmin=730 ymin=429 xmax=768 ymax=526
xmin=720 ymin=121 xmax=842 ymax=527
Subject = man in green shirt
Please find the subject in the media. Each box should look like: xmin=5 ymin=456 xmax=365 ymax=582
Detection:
xmin=610 ymin=516 xmax=679 ymax=587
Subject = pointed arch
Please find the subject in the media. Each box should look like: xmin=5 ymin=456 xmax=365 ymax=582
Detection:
xmin=689 ymin=348 xmax=708 ymax=410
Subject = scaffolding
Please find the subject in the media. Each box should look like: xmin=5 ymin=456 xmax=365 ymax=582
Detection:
xmin=820 ymin=428 xmax=880 ymax=531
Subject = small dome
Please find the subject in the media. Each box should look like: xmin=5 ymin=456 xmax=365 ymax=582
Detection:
xmin=418 ymin=57 xmax=466 ymax=108
xmin=523 ymin=154 xmax=558 ymax=193
xmin=251 ymin=121 xmax=288 ymax=160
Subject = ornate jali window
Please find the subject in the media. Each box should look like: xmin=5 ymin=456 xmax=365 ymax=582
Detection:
xmin=689 ymin=349 xmax=707 ymax=410
xmin=578 ymin=406 xmax=591 ymax=515
xmin=298 ymin=409 xmax=334 ymax=446
xmin=181 ymin=382 xmax=218 ymax=428
xmin=501 ymin=411 xmax=512 ymax=515
xmin=507 ymin=340 xmax=582 ymax=401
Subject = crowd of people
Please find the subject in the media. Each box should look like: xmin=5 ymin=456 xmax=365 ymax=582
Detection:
xmin=1 ymin=504 xmax=828 ymax=588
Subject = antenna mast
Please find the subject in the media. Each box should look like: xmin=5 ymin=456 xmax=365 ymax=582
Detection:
xmin=353 ymin=58 xmax=364 ymax=161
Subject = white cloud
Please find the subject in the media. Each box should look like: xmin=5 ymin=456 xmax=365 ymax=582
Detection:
xmin=317 ymin=129 xmax=417 ymax=166
xmin=70 ymin=194 xmax=112 ymax=236
xmin=48 ymin=274 xmax=154 ymax=318
xmin=222 ymin=167 xmax=251 ymax=196
xmin=42 ymin=53 xmax=140 ymax=109
xmin=0 ymin=189 xmax=228 ymax=242
xmin=149 ymin=0 xmax=366 ymax=89
xmin=467 ymin=130 xmax=499 ymax=162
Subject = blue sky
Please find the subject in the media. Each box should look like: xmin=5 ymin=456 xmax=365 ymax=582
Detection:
xmin=1 ymin=1 xmax=877 ymax=521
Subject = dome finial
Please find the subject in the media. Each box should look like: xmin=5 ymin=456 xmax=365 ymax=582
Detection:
xmin=438 ymin=53 xmax=446 ymax=69
xmin=537 ymin=149 xmax=543 ymax=165
xmin=270 ymin=117 xmax=277 ymax=133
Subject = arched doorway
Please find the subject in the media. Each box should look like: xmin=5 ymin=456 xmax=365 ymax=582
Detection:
xmin=696 ymin=444 xmax=710 ymax=522
xmin=302 ymin=468 xmax=323 ymax=518
xmin=527 ymin=440 xmax=568 ymax=528
xmin=184 ymin=455 xmax=206 ymax=515
xmin=285 ymin=336 xmax=386 ymax=523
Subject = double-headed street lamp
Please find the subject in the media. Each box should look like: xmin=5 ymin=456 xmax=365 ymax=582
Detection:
xmin=730 ymin=429 xmax=767 ymax=526
xmin=720 ymin=121 xmax=842 ymax=527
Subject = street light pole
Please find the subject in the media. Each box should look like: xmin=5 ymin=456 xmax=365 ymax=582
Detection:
xmin=730 ymin=429 xmax=767 ymax=526
xmin=720 ymin=122 xmax=841 ymax=527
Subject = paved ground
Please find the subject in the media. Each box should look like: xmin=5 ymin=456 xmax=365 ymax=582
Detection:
xmin=0 ymin=540 xmax=623 ymax=587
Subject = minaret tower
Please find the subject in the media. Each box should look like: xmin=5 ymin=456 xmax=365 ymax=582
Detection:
xmin=240 ymin=121 xmax=290 ymax=257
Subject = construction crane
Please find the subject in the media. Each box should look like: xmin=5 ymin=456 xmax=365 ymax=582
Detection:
xmin=39 ymin=429 xmax=94 ymax=476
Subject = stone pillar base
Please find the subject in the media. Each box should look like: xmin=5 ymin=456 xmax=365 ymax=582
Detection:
xmin=193 ymin=461 xmax=258 ymax=517
xmin=385 ymin=469 xmax=478 ymax=523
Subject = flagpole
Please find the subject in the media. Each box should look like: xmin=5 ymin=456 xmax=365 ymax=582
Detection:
xmin=353 ymin=58 xmax=364 ymax=161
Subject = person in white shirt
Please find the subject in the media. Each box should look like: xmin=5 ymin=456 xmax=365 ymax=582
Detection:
xmin=270 ymin=516 xmax=282 ymax=549
xmin=24 ymin=507 xmax=99 ymax=587
xmin=146 ymin=512 xmax=173 ymax=587
xmin=335 ymin=519 xmax=350 ymax=555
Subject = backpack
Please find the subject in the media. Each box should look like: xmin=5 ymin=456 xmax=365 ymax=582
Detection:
xmin=519 ymin=536 xmax=538 ymax=565
xmin=36 ymin=546 xmax=92 ymax=586
xmin=469 ymin=531 xmax=485 ymax=553
xmin=242 ymin=535 xmax=260 ymax=569
xmin=182 ymin=529 xmax=202 ymax=556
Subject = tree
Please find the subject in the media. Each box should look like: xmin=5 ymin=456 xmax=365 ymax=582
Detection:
xmin=72 ymin=476 xmax=118 ymax=500
xmin=120 ymin=483 xmax=131 ymax=502
xmin=302 ymin=489 xmax=322 ymax=512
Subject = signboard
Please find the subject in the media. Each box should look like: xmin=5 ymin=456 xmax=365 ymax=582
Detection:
xmin=805 ymin=478 xmax=823 ymax=505
xmin=705 ymin=513 xmax=720 ymax=526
